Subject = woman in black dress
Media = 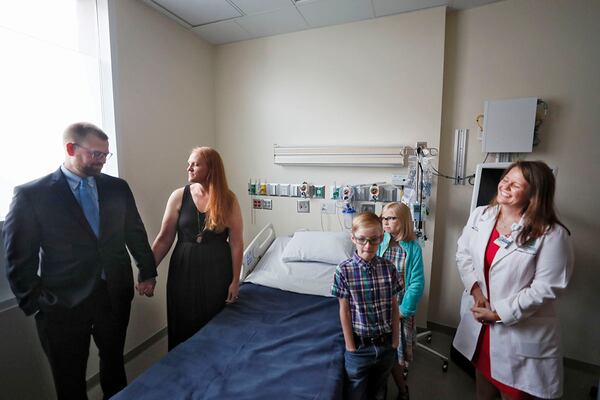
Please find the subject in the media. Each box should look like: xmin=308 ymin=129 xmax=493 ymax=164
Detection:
xmin=152 ymin=147 xmax=243 ymax=350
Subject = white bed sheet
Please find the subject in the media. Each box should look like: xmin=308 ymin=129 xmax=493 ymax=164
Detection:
xmin=245 ymin=237 xmax=337 ymax=297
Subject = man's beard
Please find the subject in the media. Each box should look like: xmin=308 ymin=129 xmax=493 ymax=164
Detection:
xmin=82 ymin=163 xmax=103 ymax=176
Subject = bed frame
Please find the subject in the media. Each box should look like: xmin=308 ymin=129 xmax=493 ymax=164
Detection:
xmin=240 ymin=223 xmax=276 ymax=281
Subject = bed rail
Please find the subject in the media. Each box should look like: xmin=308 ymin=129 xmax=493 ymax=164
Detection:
xmin=241 ymin=224 xmax=276 ymax=281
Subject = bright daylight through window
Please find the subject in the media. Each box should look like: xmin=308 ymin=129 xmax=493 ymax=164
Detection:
xmin=0 ymin=0 xmax=116 ymax=220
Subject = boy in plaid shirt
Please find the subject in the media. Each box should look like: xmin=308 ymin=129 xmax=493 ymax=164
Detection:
xmin=332 ymin=212 xmax=401 ymax=400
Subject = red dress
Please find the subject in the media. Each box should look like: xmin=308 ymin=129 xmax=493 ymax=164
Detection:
xmin=471 ymin=228 xmax=532 ymax=400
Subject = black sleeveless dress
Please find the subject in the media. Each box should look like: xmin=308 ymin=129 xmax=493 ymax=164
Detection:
xmin=166 ymin=185 xmax=232 ymax=350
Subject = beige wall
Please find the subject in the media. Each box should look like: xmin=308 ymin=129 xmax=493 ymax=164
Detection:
xmin=108 ymin=0 xmax=214 ymax=358
xmin=214 ymin=7 xmax=446 ymax=328
xmin=430 ymin=0 xmax=600 ymax=365
xmin=0 ymin=1 xmax=215 ymax=397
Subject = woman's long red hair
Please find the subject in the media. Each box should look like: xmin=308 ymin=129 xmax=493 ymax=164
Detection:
xmin=192 ymin=147 xmax=235 ymax=232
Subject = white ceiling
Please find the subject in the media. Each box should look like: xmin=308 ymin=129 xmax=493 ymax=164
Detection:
xmin=143 ymin=0 xmax=502 ymax=45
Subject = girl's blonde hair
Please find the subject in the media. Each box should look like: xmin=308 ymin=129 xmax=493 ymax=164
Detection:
xmin=381 ymin=202 xmax=416 ymax=242
xmin=191 ymin=147 xmax=236 ymax=232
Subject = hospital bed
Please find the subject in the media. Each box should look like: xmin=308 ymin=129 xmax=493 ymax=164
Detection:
xmin=113 ymin=224 xmax=347 ymax=400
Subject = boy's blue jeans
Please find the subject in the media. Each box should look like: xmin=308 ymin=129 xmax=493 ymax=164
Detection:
xmin=344 ymin=340 xmax=396 ymax=400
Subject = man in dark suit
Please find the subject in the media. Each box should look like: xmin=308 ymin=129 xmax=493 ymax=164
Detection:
xmin=2 ymin=122 xmax=157 ymax=400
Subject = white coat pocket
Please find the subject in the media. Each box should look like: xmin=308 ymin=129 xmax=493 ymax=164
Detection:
xmin=511 ymin=317 xmax=560 ymax=358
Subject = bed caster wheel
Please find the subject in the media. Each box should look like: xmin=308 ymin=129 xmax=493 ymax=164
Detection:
xmin=426 ymin=335 xmax=432 ymax=344
xmin=442 ymin=361 xmax=448 ymax=372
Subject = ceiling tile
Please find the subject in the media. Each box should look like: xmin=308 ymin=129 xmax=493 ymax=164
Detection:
xmin=235 ymin=7 xmax=308 ymax=38
xmin=296 ymin=0 xmax=374 ymax=28
xmin=152 ymin=0 xmax=242 ymax=26
xmin=144 ymin=0 xmax=504 ymax=45
xmin=372 ymin=0 xmax=448 ymax=17
xmin=229 ymin=0 xmax=294 ymax=15
xmin=192 ymin=20 xmax=251 ymax=44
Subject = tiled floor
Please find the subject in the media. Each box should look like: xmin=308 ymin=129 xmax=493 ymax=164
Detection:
xmin=89 ymin=331 xmax=598 ymax=399
xmin=386 ymin=332 xmax=599 ymax=400
xmin=87 ymin=336 xmax=168 ymax=400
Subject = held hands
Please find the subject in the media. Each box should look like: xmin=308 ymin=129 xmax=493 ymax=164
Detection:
xmin=470 ymin=283 xmax=498 ymax=324
xmin=471 ymin=306 xmax=500 ymax=324
xmin=226 ymin=280 xmax=240 ymax=304
xmin=470 ymin=284 xmax=490 ymax=309
xmin=136 ymin=278 xmax=156 ymax=297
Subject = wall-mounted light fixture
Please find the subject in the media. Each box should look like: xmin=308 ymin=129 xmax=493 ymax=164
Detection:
xmin=273 ymin=145 xmax=405 ymax=167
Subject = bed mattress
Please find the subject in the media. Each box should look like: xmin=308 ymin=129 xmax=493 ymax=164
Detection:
xmin=113 ymin=283 xmax=345 ymax=400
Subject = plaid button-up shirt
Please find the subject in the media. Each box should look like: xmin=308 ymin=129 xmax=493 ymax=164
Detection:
xmin=331 ymin=252 xmax=401 ymax=337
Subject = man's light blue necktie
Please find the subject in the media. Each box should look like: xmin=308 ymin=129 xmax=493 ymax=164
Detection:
xmin=79 ymin=177 xmax=99 ymax=237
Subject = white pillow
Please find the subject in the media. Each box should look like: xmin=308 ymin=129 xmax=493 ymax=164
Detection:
xmin=246 ymin=237 xmax=338 ymax=297
xmin=281 ymin=231 xmax=354 ymax=265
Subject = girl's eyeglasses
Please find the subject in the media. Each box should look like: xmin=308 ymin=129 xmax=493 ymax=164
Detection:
xmin=380 ymin=216 xmax=398 ymax=222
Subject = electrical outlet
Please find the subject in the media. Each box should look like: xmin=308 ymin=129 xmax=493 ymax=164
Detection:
xmin=261 ymin=199 xmax=272 ymax=210
xmin=321 ymin=201 xmax=336 ymax=214
xmin=252 ymin=199 xmax=262 ymax=209
xmin=297 ymin=199 xmax=310 ymax=213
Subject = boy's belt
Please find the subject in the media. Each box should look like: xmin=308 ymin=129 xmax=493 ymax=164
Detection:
xmin=353 ymin=332 xmax=392 ymax=347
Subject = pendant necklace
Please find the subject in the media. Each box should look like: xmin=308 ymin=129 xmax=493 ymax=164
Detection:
xmin=196 ymin=210 xmax=204 ymax=244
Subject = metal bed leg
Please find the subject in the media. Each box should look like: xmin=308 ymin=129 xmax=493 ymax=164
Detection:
xmin=416 ymin=330 xmax=449 ymax=372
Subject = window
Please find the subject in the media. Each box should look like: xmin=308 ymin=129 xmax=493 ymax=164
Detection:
xmin=0 ymin=0 xmax=115 ymax=303
xmin=0 ymin=0 xmax=116 ymax=220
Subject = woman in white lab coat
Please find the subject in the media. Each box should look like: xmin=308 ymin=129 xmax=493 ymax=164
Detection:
xmin=453 ymin=161 xmax=573 ymax=399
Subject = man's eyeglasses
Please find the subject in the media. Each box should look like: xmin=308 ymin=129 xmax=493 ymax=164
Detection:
xmin=380 ymin=216 xmax=398 ymax=222
xmin=74 ymin=143 xmax=113 ymax=160
xmin=353 ymin=236 xmax=383 ymax=246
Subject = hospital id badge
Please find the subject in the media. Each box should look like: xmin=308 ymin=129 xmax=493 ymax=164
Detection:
xmin=494 ymin=234 xmax=513 ymax=248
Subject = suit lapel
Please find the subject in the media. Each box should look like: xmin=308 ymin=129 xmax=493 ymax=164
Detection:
xmin=50 ymin=168 xmax=97 ymax=239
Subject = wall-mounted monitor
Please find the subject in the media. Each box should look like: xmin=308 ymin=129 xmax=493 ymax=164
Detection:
xmin=470 ymin=162 xmax=511 ymax=212
xmin=482 ymin=97 xmax=537 ymax=153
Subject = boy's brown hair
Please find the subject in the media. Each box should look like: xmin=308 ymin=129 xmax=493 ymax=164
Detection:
xmin=351 ymin=212 xmax=383 ymax=235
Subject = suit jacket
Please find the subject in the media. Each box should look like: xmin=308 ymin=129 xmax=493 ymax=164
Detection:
xmin=2 ymin=167 xmax=157 ymax=316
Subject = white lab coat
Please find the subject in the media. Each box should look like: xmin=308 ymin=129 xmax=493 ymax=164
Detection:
xmin=453 ymin=206 xmax=573 ymax=399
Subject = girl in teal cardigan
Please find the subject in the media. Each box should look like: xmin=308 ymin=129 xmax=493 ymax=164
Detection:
xmin=377 ymin=202 xmax=425 ymax=400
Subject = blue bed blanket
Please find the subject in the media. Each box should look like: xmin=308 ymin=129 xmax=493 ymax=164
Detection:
xmin=114 ymin=283 xmax=345 ymax=400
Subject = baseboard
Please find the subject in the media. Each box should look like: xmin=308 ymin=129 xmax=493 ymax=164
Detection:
xmin=424 ymin=321 xmax=600 ymax=375
xmin=86 ymin=327 xmax=168 ymax=390
xmin=0 ymin=297 xmax=18 ymax=313
xmin=564 ymin=356 xmax=600 ymax=375
xmin=426 ymin=321 xmax=457 ymax=336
